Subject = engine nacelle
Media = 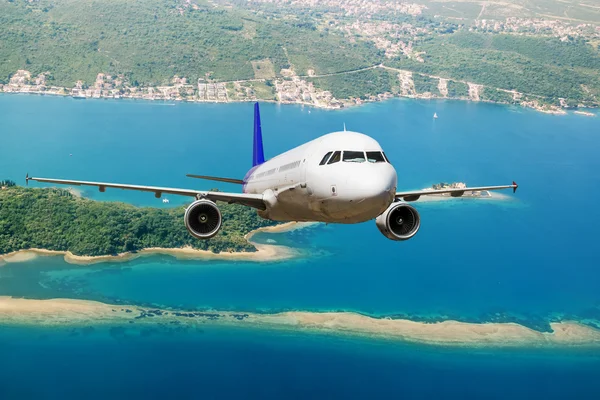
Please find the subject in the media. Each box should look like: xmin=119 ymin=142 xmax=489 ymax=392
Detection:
xmin=376 ymin=202 xmax=421 ymax=241
xmin=184 ymin=199 xmax=222 ymax=239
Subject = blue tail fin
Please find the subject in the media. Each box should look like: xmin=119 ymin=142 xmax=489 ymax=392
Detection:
xmin=253 ymin=102 xmax=265 ymax=167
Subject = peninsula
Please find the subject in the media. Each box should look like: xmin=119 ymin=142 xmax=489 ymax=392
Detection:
xmin=0 ymin=186 xmax=282 ymax=260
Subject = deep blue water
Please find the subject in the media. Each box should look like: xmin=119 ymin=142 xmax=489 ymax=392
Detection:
xmin=1 ymin=325 xmax=600 ymax=400
xmin=1 ymin=94 xmax=600 ymax=398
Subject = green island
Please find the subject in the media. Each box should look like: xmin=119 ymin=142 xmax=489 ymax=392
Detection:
xmin=1 ymin=0 xmax=599 ymax=114
xmin=0 ymin=186 xmax=276 ymax=257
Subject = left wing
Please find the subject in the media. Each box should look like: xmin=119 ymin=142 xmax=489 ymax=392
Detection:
xmin=26 ymin=175 xmax=266 ymax=210
xmin=396 ymin=182 xmax=518 ymax=202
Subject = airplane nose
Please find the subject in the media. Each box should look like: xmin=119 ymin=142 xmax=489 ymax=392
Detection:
xmin=365 ymin=165 xmax=397 ymax=196
xmin=349 ymin=164 xmax=397 ymax=201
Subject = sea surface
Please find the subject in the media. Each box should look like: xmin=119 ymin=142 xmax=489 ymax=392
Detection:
xmin=1 ymin=94 xmax=600 ymax=398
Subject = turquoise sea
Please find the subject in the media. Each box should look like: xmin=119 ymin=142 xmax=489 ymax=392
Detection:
xmin=1 ymin=94 xmax=600 ymax=398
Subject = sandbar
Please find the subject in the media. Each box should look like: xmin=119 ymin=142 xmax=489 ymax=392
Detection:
xmin=1 ymin=297 xmax=599 ymax=348
xmin=0 ymin=222 xmax=311 ymax=266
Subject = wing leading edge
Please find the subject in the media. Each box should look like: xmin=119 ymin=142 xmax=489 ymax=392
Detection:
xmin=25 ymin=175 xmax=266 ymax=210
xmin=396 ymin=182 xmax=518 ymax=202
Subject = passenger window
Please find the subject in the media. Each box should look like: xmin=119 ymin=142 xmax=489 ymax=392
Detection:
xmin=319 ymin=151 xmax=333 ymax=165
xmin=342 ymin=151 xmax=365 ymax=163
xmin=328 ymin=151 xmax=342 ymax=164
xmin=366 ymin=151 xmax=385 ymax=163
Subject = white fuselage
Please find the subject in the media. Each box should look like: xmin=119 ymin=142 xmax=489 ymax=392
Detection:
xmin=243 ymin=131 xmax=397 ymax=223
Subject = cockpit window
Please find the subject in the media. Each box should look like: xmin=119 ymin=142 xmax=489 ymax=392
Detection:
xmin=343 ymin=151 xmax=365 ymax=163
xmin=366 ymin=151 xmax=385 ymax=163
xmin=328 ymin=151 xmax=342 ymax=164
xmin=382 ymin=152 xmax=390 ymax=163
xmin=319 ymin=151 xmax=333 ymax=165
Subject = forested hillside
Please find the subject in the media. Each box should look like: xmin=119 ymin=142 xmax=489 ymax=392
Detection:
xmin=0 ymin=187 xmax=275 ymax=256
xmin=0 ymin=0 xmax=378 ymax=86
xmin=1 ymin=0 xmax=599 ymax=109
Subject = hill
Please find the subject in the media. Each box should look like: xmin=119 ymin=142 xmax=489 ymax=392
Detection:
xmin=0 ymin=186 xmax=275 ymax=256
xmin=1 ymin=0 xmax=598 ymax=110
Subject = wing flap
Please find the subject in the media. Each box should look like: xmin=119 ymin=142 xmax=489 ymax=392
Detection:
xmin=396 ymin=182 xmax=518 ymax=202
xmin=186 ymin=174 xmax=244 ymax=185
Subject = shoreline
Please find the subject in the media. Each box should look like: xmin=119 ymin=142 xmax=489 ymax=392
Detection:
xmin=0 ymin=222 xmax=308 ymax=266
xmin=0 ymin=190 xmax=514 ymax=266
xmin=1 ymin=297 xmax=599 ymax=348
xmin=1 ymin=90 xmax=596 ymax=116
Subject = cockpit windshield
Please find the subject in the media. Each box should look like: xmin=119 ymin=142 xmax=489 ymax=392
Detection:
xmin=320 ymin=150 xmax=389 ymax=165
xmin=343 ymin=151 xmax=366 ymax=163
xmin=366 ymin=151 xmax=385 ymax=163
xmin=319 ymin=151 xmax=333 ymax=165
xmin=327 ymin=151 xmax=342 ymax=164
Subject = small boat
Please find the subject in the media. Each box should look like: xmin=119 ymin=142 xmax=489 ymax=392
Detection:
xmin=69 ymin=154 xmax=72 ymax=157
xmin=162 ymin=198 xmax=170 ymax=204
xmin=433 ymin=112 xmax=438 ymax=119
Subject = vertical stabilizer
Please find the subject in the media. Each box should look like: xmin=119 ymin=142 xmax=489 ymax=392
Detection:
xmin=253 ymin=102 xmax=265 ymax=167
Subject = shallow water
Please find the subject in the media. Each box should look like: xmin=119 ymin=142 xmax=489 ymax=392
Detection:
xmin=1 ymin=95 xmax=600 ymax=398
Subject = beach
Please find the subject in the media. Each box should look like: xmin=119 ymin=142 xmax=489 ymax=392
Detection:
xmin=1 ymin=297 xmax=599 ymax=348
xmin=0 ymin=222 xmax=308 ymax=266
xmin=2 ymin=95 xmax=600 ymax=398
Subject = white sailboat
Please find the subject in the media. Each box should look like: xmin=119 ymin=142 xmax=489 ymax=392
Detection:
xmin=433 ymin=112 xmax=438 ymax=119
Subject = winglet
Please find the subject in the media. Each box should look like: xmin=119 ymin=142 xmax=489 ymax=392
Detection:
xmin=253 ymin=102 xmax=265 ymax=167
xmin=513 ymin=181 xmax=518 ymax=193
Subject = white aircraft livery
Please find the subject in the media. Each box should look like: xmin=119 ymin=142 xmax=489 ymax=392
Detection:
xmin=27 ymin=103 xmax=518 ymax=241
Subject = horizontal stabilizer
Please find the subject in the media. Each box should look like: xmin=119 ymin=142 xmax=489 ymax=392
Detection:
xmin=186 ymin=174 xmax=244 ymax=185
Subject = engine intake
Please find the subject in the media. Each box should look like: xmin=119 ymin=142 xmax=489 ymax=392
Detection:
xmin=184 ymin=199 xmax=222 ymax=239
xmin=376 ymin=203 xmax=421 ymax=241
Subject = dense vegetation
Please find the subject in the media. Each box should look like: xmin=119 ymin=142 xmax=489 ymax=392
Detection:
xmin=480 ymin=88 xmax=517 ymax=104
xmin=412 ymin=74 xmax=440 ymax=95
xmin=0 ymin=0 xmax=598 ymax=107
xmin=446 ymin=80 xmax=469 ymax=98
xmin=307 ymin=69 xmax=398 ymax=99
xmin=389 ymin=32 xmax=600 ymax=105
xmin=0 ymin=0 xmax=379 ymax=86
xmin=0 ymin=187 xmax=276 ymax=256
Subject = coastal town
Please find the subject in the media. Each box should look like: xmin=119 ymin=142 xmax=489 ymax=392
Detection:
xmin=0 ymin=0 xmax=598 ymax=115
xmin=1 ymin=67 xmax=595 ymax=116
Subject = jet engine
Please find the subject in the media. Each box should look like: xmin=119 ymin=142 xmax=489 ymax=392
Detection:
xmin=376 ymin=202 xmax=421 ymax=241
xmin=184 ymin=199 xmax=222 ymax=239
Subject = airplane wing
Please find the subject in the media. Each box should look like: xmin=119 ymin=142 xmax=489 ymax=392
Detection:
xmin=26 ymin=175 xmax=266 ymax=210
xmin=396 ymin=182 xmax=518 ymax=202
xmin=186 ymin=174 xmax=244 ymax=185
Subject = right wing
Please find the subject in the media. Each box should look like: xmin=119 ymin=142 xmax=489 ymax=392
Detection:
xmin=396 ymin=182 xmax=518 ymax=202
xmin=26 ymin=175 xmax=266 ymax=210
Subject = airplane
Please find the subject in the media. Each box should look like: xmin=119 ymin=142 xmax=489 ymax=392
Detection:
xmin=26 ymin=103 xmax=517 ymax=242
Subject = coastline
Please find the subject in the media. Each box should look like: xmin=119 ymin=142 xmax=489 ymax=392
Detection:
xmin=1 ymin=89 xmax=595 ymax=116
xmin=1 ymin=296 xmax=599 ymax=348
xmin=0 ymin=191 xmax=514 ymax=266
xmin=0 ymin=222 xmax=308 ymax=266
